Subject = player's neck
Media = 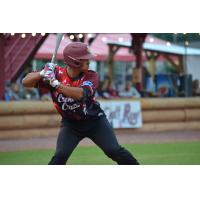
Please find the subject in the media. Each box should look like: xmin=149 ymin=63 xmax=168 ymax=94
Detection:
xmin=67 ymin=66 xmax=81 ymax=78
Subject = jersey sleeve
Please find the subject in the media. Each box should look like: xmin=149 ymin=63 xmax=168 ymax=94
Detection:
xmin=80 ymin=71 xmax=99 ymax=101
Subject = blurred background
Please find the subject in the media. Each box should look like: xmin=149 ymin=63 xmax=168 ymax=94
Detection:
xmin=1 ymin=33 xmax=200 ymax=101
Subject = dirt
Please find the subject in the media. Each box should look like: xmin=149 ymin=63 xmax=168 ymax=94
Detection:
xmin=0 ymin=130 xmax=200 ymax=152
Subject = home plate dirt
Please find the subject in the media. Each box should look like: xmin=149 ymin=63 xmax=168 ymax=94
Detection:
xmin=0 ymin=131 xmax=200 ymax=152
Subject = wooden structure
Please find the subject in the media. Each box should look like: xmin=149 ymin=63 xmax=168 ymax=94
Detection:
xmin=0 ymin=98 xmax=200 ymax=139
xmin=107 ymin=34 xmax=147 ymax=91
xmin=0 ymin=33 xmax=48 ymax=99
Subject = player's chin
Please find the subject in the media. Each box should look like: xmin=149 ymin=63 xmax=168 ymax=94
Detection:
xmin=81 ymin=66 xmax=89 ymax=72
xmin=82 ymin=69 xmax=89 ymax=74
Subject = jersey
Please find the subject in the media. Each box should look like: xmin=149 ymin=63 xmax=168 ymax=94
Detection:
xmin=37 ymin=66 xmax=105 ymax=121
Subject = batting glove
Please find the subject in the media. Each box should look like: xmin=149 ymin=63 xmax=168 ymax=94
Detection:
xmin=40 ymin=63 xmax=60 ymax=88
xmin=39 ymin=63 xmax=57 ymax=77
xmin=43 ymin=75 xmax=60 ymax=88
xmin=50 ymin=79 xmax=61 ymax=88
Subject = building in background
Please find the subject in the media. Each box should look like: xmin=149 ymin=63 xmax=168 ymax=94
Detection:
xmin=31 ymin=33 xmax=200 ymax=97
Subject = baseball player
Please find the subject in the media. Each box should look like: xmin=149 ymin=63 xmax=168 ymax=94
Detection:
xmin=22 ymin=42 xmax=139 ymax=165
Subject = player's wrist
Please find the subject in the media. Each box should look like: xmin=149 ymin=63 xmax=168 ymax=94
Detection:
xmin=51 ymin=79 xmax=61 ymax=88
xmin=39 ymin=69 xmax=45 ymax=77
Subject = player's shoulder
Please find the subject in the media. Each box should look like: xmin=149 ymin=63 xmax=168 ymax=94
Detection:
xmin=84 ymin=70 xmax=99 ymax=81
xmin=86 ymin=70 xmax=98 ymax=77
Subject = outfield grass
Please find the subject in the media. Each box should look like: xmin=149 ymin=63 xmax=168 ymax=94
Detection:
xmin=0 ymin=141 xmax=200 ymax=165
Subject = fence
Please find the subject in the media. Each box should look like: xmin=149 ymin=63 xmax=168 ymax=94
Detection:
xmin=0 ymin=98 xmax=200 ymax=139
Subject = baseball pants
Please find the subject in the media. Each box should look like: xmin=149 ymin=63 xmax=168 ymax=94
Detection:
xmin=49 ymin=117 xmax=139 ymax=165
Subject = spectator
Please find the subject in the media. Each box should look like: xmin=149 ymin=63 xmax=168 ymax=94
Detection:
xmin=4 ymin=80 xmax=12 ymax=101
xmin=96 ymin=76 xmax=119 ymax=99
xmin=107 ymin=81 xmax=118 ymax=98
xmin=192 ymin=79 xmax=200 ymax=96
xmin=20 ymin=87 xmax=40 ymax=100
xmin=119 ymin=81 xmax=141 ymax=98
xmin=4 ymin=82 xmax=21 ymax=101
xmin=40 ymin=92 xmax=52 ymax=101
xmin=104 ymin=76 xmax=118 ymax=98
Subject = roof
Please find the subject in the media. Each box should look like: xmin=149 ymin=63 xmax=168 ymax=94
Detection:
xmin=35 ymin=33 xmax=135 ymax=61
xmin=107 ymin=41 xmax=200 ymax=56
xmin=35 ymin=34 xmax=200 ymax=62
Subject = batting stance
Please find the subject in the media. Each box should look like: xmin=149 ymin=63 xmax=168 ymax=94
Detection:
xmin=22 ymin=42 xmax=139 ymax=165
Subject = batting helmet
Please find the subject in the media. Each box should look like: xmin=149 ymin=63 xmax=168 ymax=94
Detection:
xmin=63 ymin=42 xmax=95 ymax=68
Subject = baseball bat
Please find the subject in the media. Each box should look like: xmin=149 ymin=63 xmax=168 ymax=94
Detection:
xmin=51 ymin=33 xmax=64 ymax=64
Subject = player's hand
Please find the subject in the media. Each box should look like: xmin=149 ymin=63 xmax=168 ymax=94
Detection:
xmin=44 ymin=62 xmax=57 ymax=72
xmin=39 ymin=63 xmax=57 ymax=78
xmin=50 ymin=79 xmax=61 ymax=88
xmin=40 ymin=63 xmax=60 ymax=88
xmin=43 ymin=74 xmax=60 ymax=88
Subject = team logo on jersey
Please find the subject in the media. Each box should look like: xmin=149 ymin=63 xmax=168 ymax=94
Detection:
xmin=81 ymin=81 xmax=93 ymax=87
xmin=57 ymin=93 xmax=80 ymax=111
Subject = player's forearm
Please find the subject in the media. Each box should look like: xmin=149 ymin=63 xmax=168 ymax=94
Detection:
xmin=22 ymin=72 xmax=42 ymax=88
xmin=58 ymin=84 xmax=84 ymax=100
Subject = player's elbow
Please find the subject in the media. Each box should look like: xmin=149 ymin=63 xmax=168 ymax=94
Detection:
xmin=22 ymin=77 xmax=27 ymax=86
xmin=22 ymin=77 xmax=29 ymax=87
xmin=21 ymin=77 xmax=34 ymax=88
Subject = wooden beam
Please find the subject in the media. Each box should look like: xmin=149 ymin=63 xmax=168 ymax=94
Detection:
xmin=107 ymin=45 xmax=120 ymax=81
xmin=131 ymin=33 xmax=147 ymax=92
xmin=163 ymin=54 xmax=183 ymax=73
xmin=0 ymin=34 xmax=5 ymax=100
xmin=88 ymin=34 xmax=99 ymax=46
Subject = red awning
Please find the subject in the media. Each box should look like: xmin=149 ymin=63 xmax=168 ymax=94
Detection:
xmin=35 ymin=34 xmax=136 ymax=61
xmin=35 ymin=34 xmax=169 ymax=62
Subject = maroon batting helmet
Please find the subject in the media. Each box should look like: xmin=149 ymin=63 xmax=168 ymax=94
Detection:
xmin=63 ymin=42 xmax=95 ymax=68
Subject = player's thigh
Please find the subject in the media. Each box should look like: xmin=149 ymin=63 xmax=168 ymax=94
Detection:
xmin=56 ymin=124 xmax=83 ymax=154
xmin=89 ymin=117 xmax=120 ymax=151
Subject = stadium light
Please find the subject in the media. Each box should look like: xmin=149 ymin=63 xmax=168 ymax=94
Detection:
xmin=88 ymin=33 xmax=93 ymax=38
xmin=185 ymin=41 xmax=189 ymax=46
xmin=166 ymin=41 xmax=171 ymax=46
xmin=21 ymin=33 xmax=26 ymax=38
xmin=70 ymin=35 xmax=75 ymax=40
xmin=118 ymin=37 xmax=124 ymax=42
xmin=149 ymin=37 xmax=154 ymax=43
xmin=102 ymin=37 xmax=107 ymax=42
xmin=78 ymin=34 xmax=83 ymax=39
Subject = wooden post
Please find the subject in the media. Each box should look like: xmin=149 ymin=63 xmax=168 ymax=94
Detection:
xmin=107 ymin=45 xmax=120 ymax=81
xmin=145 ymin=51 xmax=160 ymax=81
xmin=131 ymin=34 xmax=147 ymax=93
xmin=0 ymin=34 xmax=5 ymax=100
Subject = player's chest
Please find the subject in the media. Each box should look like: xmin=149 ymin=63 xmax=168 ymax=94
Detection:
xmin=57 ymin=73 xmax=86 ymax=88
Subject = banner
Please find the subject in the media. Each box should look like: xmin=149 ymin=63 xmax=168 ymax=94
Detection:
xmin=99 ymin=100 xmax=142 ymax=128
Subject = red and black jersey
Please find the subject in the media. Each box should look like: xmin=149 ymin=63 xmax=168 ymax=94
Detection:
xmin=37 ymin=66 xmax=105 ymax=121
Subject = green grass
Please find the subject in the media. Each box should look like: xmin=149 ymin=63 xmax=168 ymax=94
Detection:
xmin=0 ymin=141 xmax=200 ymax=165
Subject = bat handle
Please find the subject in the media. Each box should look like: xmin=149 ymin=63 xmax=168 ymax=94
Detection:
xmin=51 ymin=55 xmax=56 ymax=64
